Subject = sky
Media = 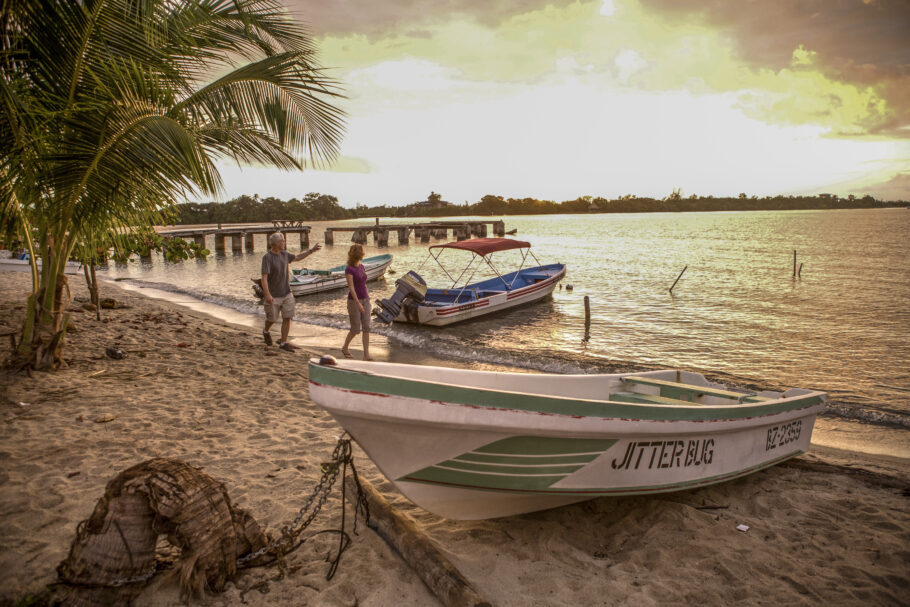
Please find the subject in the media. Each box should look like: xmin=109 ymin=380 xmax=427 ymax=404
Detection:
xmin=210 ymin=0 xmax=910 ymax=206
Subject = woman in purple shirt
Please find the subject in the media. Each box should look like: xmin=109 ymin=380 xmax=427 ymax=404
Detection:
xmin=342 ymin=243 xmax=373 ymax=360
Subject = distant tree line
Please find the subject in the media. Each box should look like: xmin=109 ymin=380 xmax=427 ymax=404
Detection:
xmin=176 ymin=193 xmax=354 ymax=224
xmin=174 ymin=191 xmax=905 ymax=224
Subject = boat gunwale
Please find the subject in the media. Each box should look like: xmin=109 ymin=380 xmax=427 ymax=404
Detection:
xmin=308 ymin=361 xmax=826 ymax=424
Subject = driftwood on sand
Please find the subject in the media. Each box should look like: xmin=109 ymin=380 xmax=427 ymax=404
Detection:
xmin=56 ymin=458 xmax=267 ymax=606
xmin=345 ymin=476 xmax=492 ymax=607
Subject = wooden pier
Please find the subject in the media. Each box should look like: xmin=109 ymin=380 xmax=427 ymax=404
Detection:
xmin=157 ymin=221 xmax=311 ymax=253
xmin=324 ymin=220 xmax=505 ymax=246
xmin=156 ymin=219 xmax=506 ymax=252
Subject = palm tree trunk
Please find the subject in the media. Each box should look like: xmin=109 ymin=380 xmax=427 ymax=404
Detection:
xmin=82 ymin=263 xmax=101 ymax=320
xmin=17 ymin=241 xmax=73 ymax=370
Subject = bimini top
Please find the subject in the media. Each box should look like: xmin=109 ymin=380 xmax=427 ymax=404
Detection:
xmin=429 ymin=237 xmax=530 ymax=256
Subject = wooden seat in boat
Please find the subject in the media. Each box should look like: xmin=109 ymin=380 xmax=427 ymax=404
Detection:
xmin=621 ymin=376 xmax=770 ymax=403
xmin=608 ymin=392 xmax=706 ymax=406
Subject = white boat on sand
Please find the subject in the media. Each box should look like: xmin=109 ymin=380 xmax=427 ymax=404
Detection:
xmin=375 ymin=238 xmax=565 ymax=326
xmin=0 ymin=256 xmax=82 ymax=275
xmin=308 ymin=358 xmax=826 ymax=520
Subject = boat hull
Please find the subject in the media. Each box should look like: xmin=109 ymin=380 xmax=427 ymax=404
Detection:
xmin=396 ymin=264 xmax=566 ymax=326
xmin=308 ymin=360 xmax=825 ymax=520
xmin=289 ymin=254 xmax=392 ymax=296
xmin=0 ymin=258 xmax=82 ymax=275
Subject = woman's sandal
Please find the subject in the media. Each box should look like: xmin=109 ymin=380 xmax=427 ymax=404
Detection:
xmin=341 ymin=349 xmax=354 ymax=359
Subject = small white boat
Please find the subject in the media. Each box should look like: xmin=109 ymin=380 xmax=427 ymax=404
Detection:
xmin=308 ymin=358 xmax=826 ymax=520
xmin=0 ymin=256 xmax=82 ymax=275
xmin=376 ymin=238 xmax=565 ymax=326
xmin=251 ymin=253 xmax=393 ymax=297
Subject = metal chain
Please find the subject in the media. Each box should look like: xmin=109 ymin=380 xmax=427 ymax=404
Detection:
xmin=110 ymin=569 xmax=157 ymax=587
xmin=236 ymin=434 xmax=355 ymax=568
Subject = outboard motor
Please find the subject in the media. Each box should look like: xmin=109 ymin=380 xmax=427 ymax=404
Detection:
xmin=376 ymin=271 xmax=427 ymax=324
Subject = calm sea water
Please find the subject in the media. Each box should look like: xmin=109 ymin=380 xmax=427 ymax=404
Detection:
xmin=101 ymin=208 xmax=910 ymax=430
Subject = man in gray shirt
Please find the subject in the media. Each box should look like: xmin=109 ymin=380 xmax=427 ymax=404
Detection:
xmin=261 ymin=232 xmax=321 ymax=351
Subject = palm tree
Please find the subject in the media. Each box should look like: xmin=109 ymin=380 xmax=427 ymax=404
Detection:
xmin=1 ymin=0 xmax=345 ymax=369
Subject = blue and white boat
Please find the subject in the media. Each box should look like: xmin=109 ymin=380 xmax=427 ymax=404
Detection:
xmin=376 ymin=238 xmax=565 ymax=326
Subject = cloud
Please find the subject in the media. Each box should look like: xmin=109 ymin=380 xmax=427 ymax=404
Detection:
xmin=851 ymin=171 xmax=910 ymax=201
xmin=637 ymin=0 xmax=910 ymax=136
xmin=283 ymin=0 xmax=579 ymax=38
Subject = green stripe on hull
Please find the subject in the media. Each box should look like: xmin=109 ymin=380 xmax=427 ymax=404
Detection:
xmin=456 ymin=452 xmax=599 ymax=465
xmin=309 ymin=363 xmax=822 ymax=422
xmin=440 ymin=460 xmax=585 ymax=475
xmin=401 ymin=450 xmax=804 ymax=496
xmin=400 ymin=436 xmax=614 ymax=489
xmin=474 ymin=436 xmax=617 ymax=455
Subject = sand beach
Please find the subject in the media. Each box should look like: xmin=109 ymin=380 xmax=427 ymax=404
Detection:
xmin=1 ymin=270 xmax=908 ymax=606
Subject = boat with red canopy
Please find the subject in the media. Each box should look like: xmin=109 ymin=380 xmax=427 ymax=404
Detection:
xmin=375 ymin=237 xmax=566 ymax=326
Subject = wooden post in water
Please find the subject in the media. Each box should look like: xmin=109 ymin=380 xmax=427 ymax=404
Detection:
xmin=793 ymin=250 xmax=797 ymax=278
xmin=583 ymin=295 xmax=591 ymax=341
xmin=669 ymin=266 xmax=687 ymax=294
xmin=798 ymin=262 xmax=803 ymax=278
xmin=324 ymin=229 xmax=334 ymax=245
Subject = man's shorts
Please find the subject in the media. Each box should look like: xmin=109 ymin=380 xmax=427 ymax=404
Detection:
xmin=266 ymin=293 xmax=295 ymax=323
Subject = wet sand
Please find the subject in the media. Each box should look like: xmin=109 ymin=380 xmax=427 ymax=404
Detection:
xmin=1 ymin=271 xmax=907 ymax=606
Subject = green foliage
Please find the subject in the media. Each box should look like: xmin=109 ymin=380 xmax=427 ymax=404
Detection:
xmin=176 ymin=192 xmax=352 ymax=223
xmin=108 ymin=228 xmax=209 ymax=264
xmin=1 ymin=0 xmax=346 ymax=369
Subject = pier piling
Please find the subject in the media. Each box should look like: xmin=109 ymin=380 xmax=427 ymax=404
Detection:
xmin=584 ymin=295 xmax=591 ymax=341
